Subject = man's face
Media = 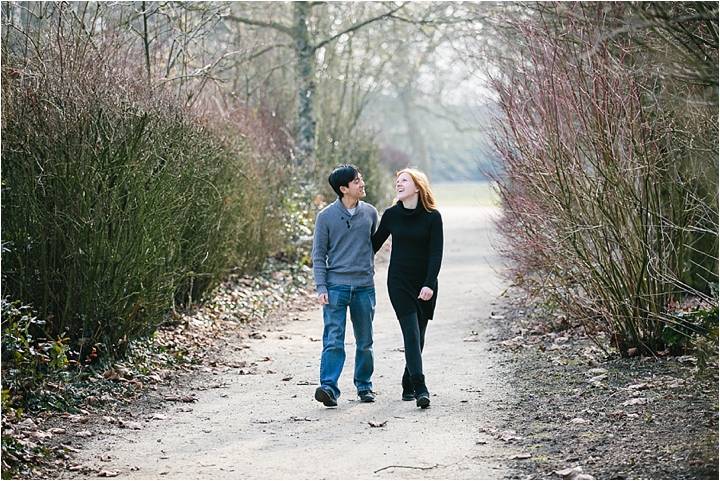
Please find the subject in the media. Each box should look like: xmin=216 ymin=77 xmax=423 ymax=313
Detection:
xmin=341 ymin=173 xmax=366 ymax=200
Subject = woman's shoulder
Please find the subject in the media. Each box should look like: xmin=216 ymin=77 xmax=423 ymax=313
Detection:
xmin=380 ymin=204 xmax=401 ymax=217
xmin=427 ymin=208 xmax=443 ymax=224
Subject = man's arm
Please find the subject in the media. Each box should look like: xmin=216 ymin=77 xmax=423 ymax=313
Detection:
xmin=312 ymin=213 xmax=330 ymax=304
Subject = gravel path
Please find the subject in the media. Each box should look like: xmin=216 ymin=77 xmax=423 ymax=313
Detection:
xmin=44 ymin=203 xmax=718 ymax=481
xmin=63 ymin=206 xmax=527 ymax=479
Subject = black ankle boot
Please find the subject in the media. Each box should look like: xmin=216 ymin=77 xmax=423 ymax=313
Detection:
xmin=401 ymin=368 xmax=415 ymax=401
xmin=410 ymin=373 xmax=430 ymax=408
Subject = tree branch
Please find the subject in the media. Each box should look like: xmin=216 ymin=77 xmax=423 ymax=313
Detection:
xmin=313 ymin=2 xmax=409 ymax=52
xmin=221 ymin=13 xmax=293 ymax=36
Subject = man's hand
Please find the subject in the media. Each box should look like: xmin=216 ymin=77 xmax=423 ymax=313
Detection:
xmin=318 ymin=293 xmax=329 ymax=305
xmin=418 ymin=287 xmax=434 ymax=301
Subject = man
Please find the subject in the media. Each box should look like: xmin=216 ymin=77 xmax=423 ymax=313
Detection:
xmin=312 ymin=164 xmax=379 ymax=407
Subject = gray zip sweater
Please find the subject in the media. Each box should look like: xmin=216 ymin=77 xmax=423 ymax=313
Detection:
xmin=312 ymin=198 xmax=379 ymax=295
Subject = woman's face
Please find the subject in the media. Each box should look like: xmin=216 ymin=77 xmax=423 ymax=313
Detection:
xmin=396 ymin=172 xmax=418 ymax=203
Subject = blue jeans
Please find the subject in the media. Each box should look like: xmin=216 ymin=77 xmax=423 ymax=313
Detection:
xmin=320 ymin=284 xmax=376 ymax=399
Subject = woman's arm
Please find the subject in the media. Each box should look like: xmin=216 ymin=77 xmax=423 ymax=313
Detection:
xmin=423 ymin=212 xmax=444 ymax=288
xmin=371 ymin=211 xmax=391 ymax=254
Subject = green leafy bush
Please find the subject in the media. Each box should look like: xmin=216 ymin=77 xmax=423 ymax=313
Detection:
xmin=1 ymin=299 xmax=147 ymax=479
xmin=1 ymin=299 xmax=71 ymax=388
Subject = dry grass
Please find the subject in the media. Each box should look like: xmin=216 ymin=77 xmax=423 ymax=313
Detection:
xmin=433 ymin=182 xmax=499 ymax=208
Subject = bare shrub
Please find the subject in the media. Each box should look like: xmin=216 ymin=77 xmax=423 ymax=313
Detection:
xmin=0 ymin=4 xmax=292 ymax=359
xmin=486 ymin=2 xmax=718 ymax=356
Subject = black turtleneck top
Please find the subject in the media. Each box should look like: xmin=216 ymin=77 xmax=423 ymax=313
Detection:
xmin=371 ymin=201 xmax=444 ymax=320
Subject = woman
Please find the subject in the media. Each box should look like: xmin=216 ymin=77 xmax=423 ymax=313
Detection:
xmin=372 ymin=168 xmax=443 ymax=408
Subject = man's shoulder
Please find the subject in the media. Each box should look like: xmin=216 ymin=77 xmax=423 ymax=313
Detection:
xmin=314 ymin=205 xmax=334 ymax=231
xmin=317 ymin=200 xmax=339 ymax=217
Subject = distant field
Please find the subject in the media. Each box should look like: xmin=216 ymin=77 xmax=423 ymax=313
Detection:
xmin=433 ymin=182 xmax=500 ymax=207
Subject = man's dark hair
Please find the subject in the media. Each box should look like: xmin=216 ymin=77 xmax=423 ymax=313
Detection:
xmin=328 ymin=164 xmax=360 ymax=198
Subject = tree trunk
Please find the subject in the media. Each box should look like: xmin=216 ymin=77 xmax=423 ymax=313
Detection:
xmin=142 ymin=1 xmax=152 ymax=84
xmin=293 ymin=2 xmax=316 ymax=172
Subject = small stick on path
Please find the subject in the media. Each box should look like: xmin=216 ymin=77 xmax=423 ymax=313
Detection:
xmin=374 ymin=463 xmax=439 ymax=474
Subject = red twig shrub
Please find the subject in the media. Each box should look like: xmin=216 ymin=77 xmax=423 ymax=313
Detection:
xmin=486 ymin=2 xmax=718 ymax=356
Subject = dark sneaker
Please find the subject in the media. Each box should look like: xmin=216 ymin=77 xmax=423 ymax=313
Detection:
xmin=315 ymin=386 xmax=338 ymax=407
xmin=358 ymin=390 xmax=376 ymax=403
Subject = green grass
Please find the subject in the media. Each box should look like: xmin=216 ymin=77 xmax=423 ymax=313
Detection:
xmin=433 ymin=182 xmax=500 ymax=207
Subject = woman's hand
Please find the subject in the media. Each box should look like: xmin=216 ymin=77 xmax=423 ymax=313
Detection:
xmin=418 ymin=287 xmax=434 ymax=301
xmin=318 ymin=293 xmax=329 ymax=305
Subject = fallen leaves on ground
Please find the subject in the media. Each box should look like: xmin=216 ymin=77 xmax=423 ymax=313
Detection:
xmin=119 ymin=420 xmax=142 ymax=430
xmin=500 ymin=336 xmax=527 ymax=349
xmin=163 ymin=394 xmax=197 ymax=403
xmin=496 ymin=430 xmax=523 ymax=442
xmin=569 ymin=417 xmax=589 ymax=424
xmin=555 ymin=466 xmax=595 ymax=479
xmin=290 ymin=416 xmax=318 ymax=422
xmin=2 ymin=262 xmax=317 ymax=479
xmin=97 ymin=469 xmax=120 ymax=477
xmin=250 ymin=418 xmax=273 ymax=424
xmin=478 ymin=425 xmax=523 ymax=442
xmin=489 ymin=288 xmax=718 ymax=480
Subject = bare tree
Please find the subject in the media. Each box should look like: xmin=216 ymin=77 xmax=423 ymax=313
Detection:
xmin=363 ymin=1 xmax=503 ymax=178
xmin=223 ymin=1 xmax=408 ymax=170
